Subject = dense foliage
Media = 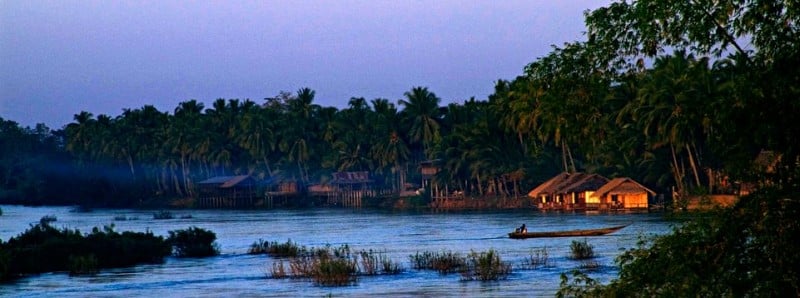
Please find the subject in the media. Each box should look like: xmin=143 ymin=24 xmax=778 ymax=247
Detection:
xmin=167 ymin=227 xmax=220 ymax=258
xmin=552 ymin=0 xmax=800 ymax=295
xmin=0 ymin=223 xmax=171 ymax=280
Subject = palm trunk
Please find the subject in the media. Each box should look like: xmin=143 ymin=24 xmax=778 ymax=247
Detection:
xmin=686 ymin=143 xmax=701 ymax=188
xmin=565 ymin=142 xmax=576 ymax=173
xmin=671 ymin=144 xmax=685 ymax=195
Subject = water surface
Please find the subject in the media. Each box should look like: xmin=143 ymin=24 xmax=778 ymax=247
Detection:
xmin=0 ymin=205 xmax=676 ymax=297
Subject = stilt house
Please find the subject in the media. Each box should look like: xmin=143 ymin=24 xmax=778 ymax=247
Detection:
xmin=196 ymin=175 xmax=257 ymax=208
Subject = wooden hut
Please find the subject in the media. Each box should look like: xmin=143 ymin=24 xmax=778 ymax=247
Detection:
xmin=560 ymin=174 xmax=610 ymax=211
xmin=328 ymin=171 xmax=374 ymax=207
xmin=591 ymin=177 xmax=654 ymax=211
xmin=264 ymin=177 xmax=302 ymax=207
xmin=196 ymin=175 xmax=257 ymax=208
xmin=527 ymin=172 xmax=571 ymax=208
xmin=528 ymin=172 xmax=601 ymax=210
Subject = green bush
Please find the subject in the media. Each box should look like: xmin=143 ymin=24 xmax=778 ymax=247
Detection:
xmin=168 ymin=227 xmax=220 ymax=258
xmin=558 ymin=187 xmax=800 ymax=297
xmin=569 ymin=239 xmax=594 ymax=260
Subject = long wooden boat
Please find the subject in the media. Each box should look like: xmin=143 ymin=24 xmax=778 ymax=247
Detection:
xmin=508 ymin=224 xmax=628 ymax=239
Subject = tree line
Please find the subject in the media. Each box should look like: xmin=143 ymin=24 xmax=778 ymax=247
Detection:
xmin=3 ymin=0 xmax=798 ymax=209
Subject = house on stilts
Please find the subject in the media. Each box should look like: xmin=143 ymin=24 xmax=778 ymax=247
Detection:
xmin=196 ymin=175 xmax=258 ymax=208
xmin=528 ymin=172 xmax=655 ymax=212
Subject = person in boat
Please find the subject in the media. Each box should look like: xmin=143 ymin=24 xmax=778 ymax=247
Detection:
xmin=516 ymin=223 xmax=527 ymax=233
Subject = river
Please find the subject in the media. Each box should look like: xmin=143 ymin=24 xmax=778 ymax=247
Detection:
xmin=0 ymin=205 xmax=677 ymax=297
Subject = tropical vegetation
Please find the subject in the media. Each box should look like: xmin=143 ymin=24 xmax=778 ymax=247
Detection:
xmin=1 ymin=0 xmax=799 ymax=293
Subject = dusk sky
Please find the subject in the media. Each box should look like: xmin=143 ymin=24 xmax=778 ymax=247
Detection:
xmin=1 ymin=1 xmax=610 ymax=129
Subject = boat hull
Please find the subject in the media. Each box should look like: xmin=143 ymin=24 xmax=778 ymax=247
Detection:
xmin=508 ymin=224 xmax=628 ymax=239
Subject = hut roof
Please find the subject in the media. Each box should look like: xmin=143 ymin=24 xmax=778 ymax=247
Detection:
xmin=561 ymin=174 xmax=609 ymax=193
xmin=594 ymin=177 xmax=655 ymax=198
xmin=197 ymin=175 xmax=253 ymax=188
xmin=527 ymin=172 xmax=571 ymax=197
xmin=331 ymin=171 xmax=372 ymax=184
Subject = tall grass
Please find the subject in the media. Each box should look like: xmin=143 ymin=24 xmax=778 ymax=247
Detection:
xmin=409 ymin=250 xmax=466 ymax=274
xmin=524 ymin=247 xmax=551 ymax=269
xmin=249 ymin=239 xmax=306 ymax=257
xmin=461 ymin=249 xmax=512 ymax=281
xmin=267 ymin=243 xmax=402 ymax=286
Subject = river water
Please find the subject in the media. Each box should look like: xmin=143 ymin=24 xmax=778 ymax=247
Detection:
xmin=0 ymin=205 xmax=677 ymax=297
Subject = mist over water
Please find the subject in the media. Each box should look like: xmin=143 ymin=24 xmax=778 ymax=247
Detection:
xmin=0 ymin=205 xmax=675 ymax=297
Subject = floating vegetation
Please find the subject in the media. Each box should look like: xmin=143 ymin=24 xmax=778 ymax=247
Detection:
xmin=153 ymin=210 xmax=174 ymax=220
xmin=461 ymin=249 xmax=512 ymax=281
xmin=569 ymin=239 xmax=595 ymax=260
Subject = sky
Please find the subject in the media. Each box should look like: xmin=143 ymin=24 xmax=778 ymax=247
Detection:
xmin=1 ymin=0 xmax=610 ymax=129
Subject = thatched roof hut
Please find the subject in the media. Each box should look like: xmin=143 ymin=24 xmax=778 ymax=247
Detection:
xmin=592 ymin=177 xmax=655 ymax=209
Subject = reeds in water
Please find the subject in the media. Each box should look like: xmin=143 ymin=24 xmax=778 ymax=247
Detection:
xmin=409 ymin=250 xmax=467 ymax=274
xmin=249 ymin=239 xmax=306 ymax=257
xmin=461 ymin=249 xmax=512 ymax=281
xmin=268 ymin=244 xmax=402 ymax=286
xmin=524 ymin=247 xmax=550 ymax=269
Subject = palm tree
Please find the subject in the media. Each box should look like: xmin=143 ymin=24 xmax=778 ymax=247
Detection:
xmin=370 ymin=98 xmax=410 ymax=190
xmin=399 ymin=87 xmax=442 ymax=160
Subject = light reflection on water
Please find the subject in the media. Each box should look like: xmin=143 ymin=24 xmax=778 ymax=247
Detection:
xmin=0 ymin=205 xmax=677 ymax=297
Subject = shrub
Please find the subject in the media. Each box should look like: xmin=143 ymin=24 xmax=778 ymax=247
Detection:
xmin=167 ymin=227 xmax=220 ymax=258
xmin=312 ymin=248 xmax=358 ymax=286
xmin=569 ymin=239 xmax=595 ymax=260
xmin=39 ymin=215 xmax=57 ymax=225
xmin=461 ymin=249 xmax=512 ymax=281
xmin=0 ymin=223 xmax=170 ymax=281
xmin=68 ymin=254 xmax=98 ymax=276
